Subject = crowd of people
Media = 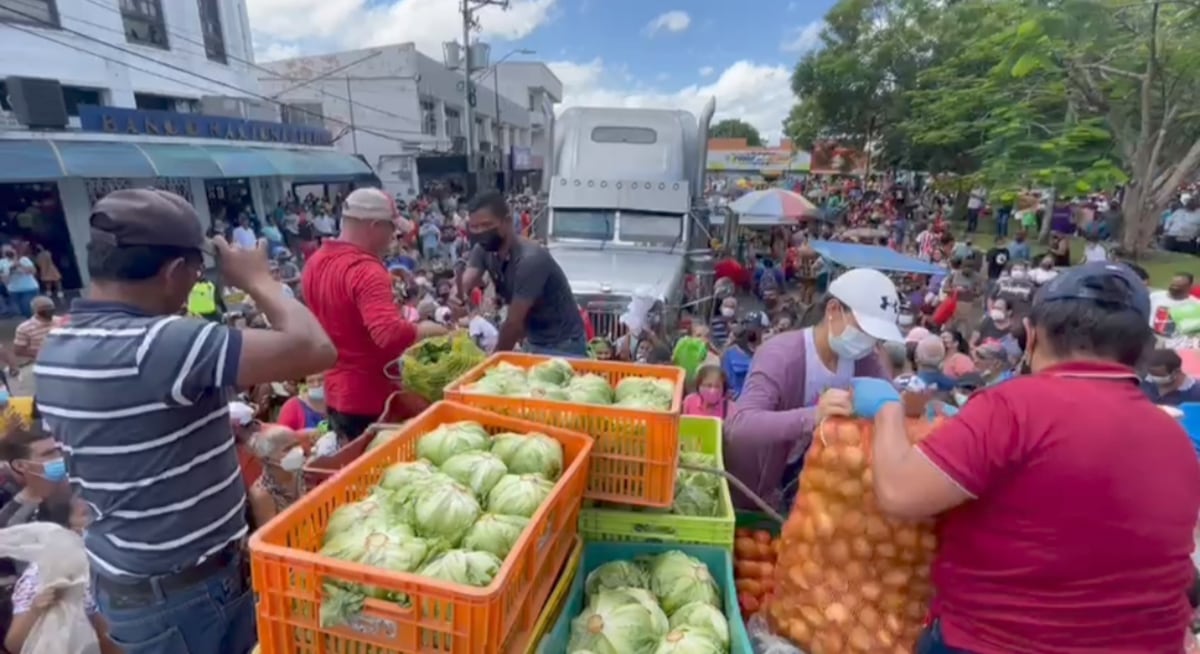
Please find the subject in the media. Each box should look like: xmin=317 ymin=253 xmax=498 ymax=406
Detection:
xmin=0 ymin=169 xmax=1194 ymax=654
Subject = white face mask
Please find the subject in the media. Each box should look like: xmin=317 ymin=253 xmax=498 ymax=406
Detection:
xmin=1010 ymin=269 xmax=1027 ymax=280
xmin=279 ymin=446 xmax=305 ymax=472
xmin=988 ymin=309 xmax=1006 ymax=321
xmin=720 ymin=307 xmax=735 ymax=318
xmin=828 ymin=311 xmax=877 ymax=361
xmin=1145 ymin=374 xmax=1172 ymax=385
xmin=953 ymin=391 xmax=970 ymax=406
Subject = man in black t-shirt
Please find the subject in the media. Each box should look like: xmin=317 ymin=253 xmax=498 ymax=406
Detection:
xmin=459 ymin=192 xmax=587 ymax=356
xmin=985 ymin=235 xmax=1011 ymax=282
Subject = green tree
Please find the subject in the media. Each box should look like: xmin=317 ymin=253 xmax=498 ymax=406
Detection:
xmin=710 ymin=119 xmax=764 ymax=146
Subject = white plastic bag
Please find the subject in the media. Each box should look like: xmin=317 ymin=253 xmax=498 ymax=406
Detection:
xmin=619 ymin=287 xmax=657 ymax=334
xmin=0 ymin=522 xmax=99 ymax=654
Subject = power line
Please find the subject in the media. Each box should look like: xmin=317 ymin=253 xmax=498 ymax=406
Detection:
xmin=70 ymin=0 xmax=423 ymax=128
xmin=0 ymin=5 xmax=428 ymax=146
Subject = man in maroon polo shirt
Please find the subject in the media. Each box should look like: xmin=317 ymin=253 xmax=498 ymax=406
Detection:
xmin=851 ymin=262 xmax=1200 ymax=653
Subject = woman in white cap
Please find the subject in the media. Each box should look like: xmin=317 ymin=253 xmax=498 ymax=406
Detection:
xmin=247 ymin=424 xmax=306 ymax=529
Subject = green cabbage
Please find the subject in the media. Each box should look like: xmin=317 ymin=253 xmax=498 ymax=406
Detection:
xmin=324 ymin=498 xmax=394 ymax=539
xmin=529 ymin=379 xmax=571 ymax=401
xmin=415 ymin=421 xmax=490 ymax=466
xmin=566 ymin=374 xmax=615 ymax=405
xmin=651 ymin=627 xmax=724 ymax=654
xmin=417 ymin=549 xmax=503 ymax=587
xmin=642 ymin=551 xmax=721 ymax=616
xmin=378 ymin=459 xmax=439 ymax=490
xmin=440 ymin=451 xmax=509 ymax=496
xmin=320 ymin=523 xmax=414 ymax=560
xmin=672 ymin=483 xmax=719 ymax=517
xmin=466 ymin=371 xmax=529 ymax=396
xmin=486 ymin=474 xmax=555 ymax=517
xmin=490 ymin=433 xmax=564 ymax=480
xmin=366 ymin=425 xmax=406 ymax=452
xmin=614 ymin=377 xmax=674 ymax=411
xmin=528 ymin=357 xmax=574 ymax=385
xmin=667 ymin=603 xmax=729 ymax=648
xmin=461 ymin=513 xmax=529 ymax=559
xmin=567 ymin=588 xmax=669 ymax=654
xmin=411 ymin=480 xmax=481 ymax=545
xmin=584 ymin=560 xmax=650 ymax=597
xmin=317 ymin=527 xmax=433 ymax=626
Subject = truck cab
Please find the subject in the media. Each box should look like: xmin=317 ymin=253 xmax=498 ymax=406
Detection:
xmin=541 ymin=100 xmax=716 ymax=341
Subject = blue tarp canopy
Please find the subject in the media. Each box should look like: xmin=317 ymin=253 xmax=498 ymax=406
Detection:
xmin=809 ymin=239 xmax=943 ymax=275
xmin=0 ymin=138 xmax=372 ymax=181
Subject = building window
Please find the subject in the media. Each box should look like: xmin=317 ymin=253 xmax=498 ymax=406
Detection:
xmin=445 ymin=108 xmax=462 ymax=138
xmin=420 ymin=100 xmax=437 ymax=136
xmin=0 ymin=81 xmax=11 ymax=111
xmin=0 ymin=0 xmax=58 ymax=26
xmin=592 ymin=126 xmax=657 ymax=145
xmin=121 ymin=0 xmax=169 ymax=49
xmin=135 ymin=93 xmax=195 ymax=113
xmin=282 ymin=102 xmax=323 ymax=128
xmin=62 ymin=86 xmax=104 ymax=117
xmin=197 ymin=0 xmax=226 ymax=64
xmin=528 ymin=91 xmax=536 ymax=111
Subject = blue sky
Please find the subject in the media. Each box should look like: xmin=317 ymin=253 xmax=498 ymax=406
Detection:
xmin=248 ymin=0 xmax=835 ymax=140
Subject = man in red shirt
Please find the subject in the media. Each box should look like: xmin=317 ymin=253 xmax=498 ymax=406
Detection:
xmin=302 ymin=188 xmax=444 ymax=439
xmin=845 ymin=262 xmax=1200 ymax=653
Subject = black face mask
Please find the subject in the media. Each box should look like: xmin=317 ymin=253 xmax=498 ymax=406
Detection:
xmin=470 ymin=228 xmax=504 ymax=252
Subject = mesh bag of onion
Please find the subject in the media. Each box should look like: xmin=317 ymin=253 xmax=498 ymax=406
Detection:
xmin=766 ymin=409 xmax=941 ymax=654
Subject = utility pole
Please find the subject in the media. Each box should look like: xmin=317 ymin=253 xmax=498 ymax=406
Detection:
xmin=346 ymin=76 xmax=358 ymax=154
xmin=450 ymin=0 xmax=508 ymax=193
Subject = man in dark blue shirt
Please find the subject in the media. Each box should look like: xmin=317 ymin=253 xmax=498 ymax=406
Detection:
xmin=1141 ymin=349 xmax=1200 ymax=406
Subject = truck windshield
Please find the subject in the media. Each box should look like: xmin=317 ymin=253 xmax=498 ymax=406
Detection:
xmin=552 ymin=209 xmax=615 ymax=240
xmin=618 ymin=211 xmax=682 ymax=245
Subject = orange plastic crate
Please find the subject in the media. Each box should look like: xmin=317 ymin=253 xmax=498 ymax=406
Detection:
xmin=250 ymin=401 xmax=593 ymax=654
xmin=443 ymin=353 xmax=684 ymax=508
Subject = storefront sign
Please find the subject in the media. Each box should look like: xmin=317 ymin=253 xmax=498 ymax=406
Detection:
xmin=79 ymin=106 xmax=333 ymax=146
xmin=707 ymin=148 xmax=810 ymax=172
xmin=511 ymin=146 xmax=534 ymax=171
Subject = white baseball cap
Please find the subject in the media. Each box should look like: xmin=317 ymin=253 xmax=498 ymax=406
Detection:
xmin=229 ymin=401 xmax=256 ymax=426
xmin=828 ymin=268 xmax=904 ymax=342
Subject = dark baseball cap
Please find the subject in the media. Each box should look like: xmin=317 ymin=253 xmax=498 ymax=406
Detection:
xmin=1035 ymin=262 xmax=1150 ymax=320
xmin=90 ymin=189 xmax=210 ymax=253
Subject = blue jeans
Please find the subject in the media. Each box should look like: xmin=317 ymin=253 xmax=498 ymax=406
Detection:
xmin=92 ymin=554 xmax=256 ymax=654
xmin=915 ymin=619 xmax=976 ymax=654
xmin=9 ymin=290 xmax=35 ymax=318
xmin=525 ymin=337 xmax=588 ymax=358
xmin=995 ymin=209 xmax=1011 ymax=237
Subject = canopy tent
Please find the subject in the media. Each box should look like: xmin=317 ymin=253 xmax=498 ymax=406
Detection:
xmin=809 ymin=240 xmax=943 ymax=276
xmin=728 ymin=188 xmax=819 ymax=225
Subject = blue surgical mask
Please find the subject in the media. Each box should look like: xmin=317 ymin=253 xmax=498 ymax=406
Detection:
xmin=40 ymin=458 xmax=66 ymax=483
xmin=829 ymin=312 xmax=877 ymax=361
xmin=308 ymin=386 xmax=325 ymax=402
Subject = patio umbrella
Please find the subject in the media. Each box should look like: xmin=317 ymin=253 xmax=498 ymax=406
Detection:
xmin=729 ymin=188 xmax=820 ymax=225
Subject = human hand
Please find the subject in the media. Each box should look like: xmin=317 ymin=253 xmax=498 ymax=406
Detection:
xmin=212 ymin=236 xmax=272 ymax=293
xmin=816 ymin=388 xmax=853 ymax=421
xmin=31 ymin=587 xmax=59 ymax=611
xmin=850 ymin=377 xmax=901 ymax=418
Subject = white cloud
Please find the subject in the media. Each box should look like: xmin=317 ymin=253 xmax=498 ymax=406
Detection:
xmin=247 ymin=0 xmax=557 ymax=61
xmin=781 ymin=20 xmax=824 ymax=54
xmin=548 ymin=59 xmax=795 ymax=141
xmin=699 ymin=66 xmax=715 ymax=77
xmin=644 ymin=10 xmax=692 ymax=36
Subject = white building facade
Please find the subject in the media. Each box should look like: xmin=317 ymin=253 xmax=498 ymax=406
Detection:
xmin=259 ymin=44 xmax=559 ymax=198
xmin=0 ymin=0 xmax=372 ymax=289
xmin=492 ymin=61 xmax=561 ymax=192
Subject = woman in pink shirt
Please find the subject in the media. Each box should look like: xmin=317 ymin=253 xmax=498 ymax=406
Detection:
xmin=682 ymin=365 xmax=730 ymax=419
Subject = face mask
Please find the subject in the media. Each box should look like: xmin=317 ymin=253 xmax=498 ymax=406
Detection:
xmin=35 ymin=458 xmax=67 ymax=483
xmin=699 ymin=388 xmax=724 ymax=404
xmin=279 ymin=446 xmax=305 ymax=472
xmin=308 ymin=386 xmax=325 ymax=402
xmin=953 ymin=391 xmax=970 ymax=406
xmin=989 ymin=309 xmax=1006 ymax=321
xmin=470 ymin=228 xmax=504 ymax=252
xmin=1010 ymin=270 xmax=1027 ymax=280
xmin=720 ymin=307 xmax=735 ymax=318
xmin=1145 ymin=374 xmax=1172 ymax=385
xmin=828 ymin=312 xmax=877 ymax=360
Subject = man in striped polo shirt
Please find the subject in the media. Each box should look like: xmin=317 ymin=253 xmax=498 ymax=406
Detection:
xmin=35 ymin=189 xmax=335 ymax=654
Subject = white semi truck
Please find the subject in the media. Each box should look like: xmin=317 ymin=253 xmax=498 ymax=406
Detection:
xmin=538 ymin=99 xmax=717 ymax=339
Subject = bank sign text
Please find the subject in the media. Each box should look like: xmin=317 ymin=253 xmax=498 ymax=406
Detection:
xmin=79 ymin=106 xmax=333 ymax=146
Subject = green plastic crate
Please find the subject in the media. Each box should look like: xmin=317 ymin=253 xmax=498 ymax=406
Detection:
xmin=540 ymin=541 xmax=752 ymax=654
xmin=578 ymin=416 xmax=735 ymax=547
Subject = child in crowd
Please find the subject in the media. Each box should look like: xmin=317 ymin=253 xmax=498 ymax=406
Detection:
xmin=682 ymin=365 xmax=731 ymax=419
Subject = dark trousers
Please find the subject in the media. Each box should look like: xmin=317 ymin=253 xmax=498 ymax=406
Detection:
xmin=328 ymin=408 xmax=376 ymax=440
xmin=966 ymin=207 xmax=980 ymax=233
xmin=915 ymin=620 xmax=976 ymax=654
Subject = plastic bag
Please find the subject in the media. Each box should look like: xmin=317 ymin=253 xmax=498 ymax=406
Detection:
xmin=767 ymin=411 xmax=941 ymax=654
xmin=618 ymin=288 xmax=657 ymax=333
xmin=0 ymin=522 xmax=99 ymax=654
xmin=400 ymin=333 xmax=485 ymax=402
xmin=749 ymin=614 xmax=806 ymax=654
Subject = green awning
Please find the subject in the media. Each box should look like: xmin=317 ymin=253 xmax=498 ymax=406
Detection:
xmin=0 ymin=141 xmax=62 ymax=182
xmin=138 ymin=143 xmax=225 ymax=178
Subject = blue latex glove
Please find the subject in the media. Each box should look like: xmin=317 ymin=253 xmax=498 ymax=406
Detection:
xmin=850 ymin=377 xmax=901 ymax=418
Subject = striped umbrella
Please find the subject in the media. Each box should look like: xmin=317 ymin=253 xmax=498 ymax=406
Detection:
xmin=728 ymin=188 xmax=820 ymax=225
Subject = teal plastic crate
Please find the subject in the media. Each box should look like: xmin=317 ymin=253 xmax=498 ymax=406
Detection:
xmin=539 ymin=541 xmax=752 ymax=654
xmin=579 ymin=416 xmax=735 ymax=547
